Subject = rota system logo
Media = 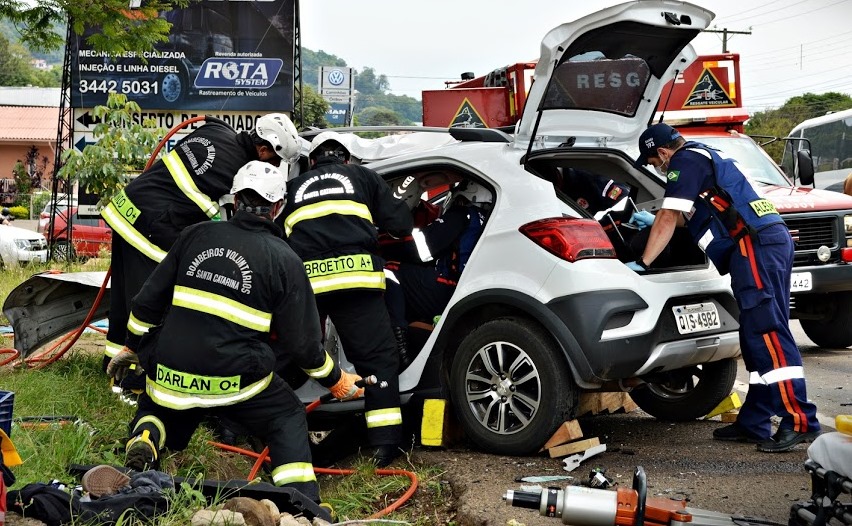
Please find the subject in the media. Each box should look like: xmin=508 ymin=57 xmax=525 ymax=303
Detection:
xmin=194 ymin=58 xmax=284 ymax=89
xmin=328 ymin=69 xmax=346 ymax=86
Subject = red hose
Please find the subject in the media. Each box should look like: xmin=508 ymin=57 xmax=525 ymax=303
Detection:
xmin=1 ymin=116 xmax=209 ymax=370
xmin=208 ymin=441 xmax=419 ymax=519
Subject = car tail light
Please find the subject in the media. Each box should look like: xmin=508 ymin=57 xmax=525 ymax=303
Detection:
xmin=841 ymin=247 xmax=852 ymax=263
xmin=520 ymin=217 xmax=616 ymax=262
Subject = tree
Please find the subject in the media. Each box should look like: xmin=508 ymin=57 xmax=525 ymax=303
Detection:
xmin=358 ymin=106 xmax=407 ymax=126
xmin=58 ymin=93 xmax=164 ymax=205
xmin=355 ymin=67 xmax=390 ymax=97
xmin=0 ymin=33 xmax=34 ymax=85
xmin=299 ymin=84 xmax=330 ymax=129
xmin=0 ymin=0 xmax=188 ymax=55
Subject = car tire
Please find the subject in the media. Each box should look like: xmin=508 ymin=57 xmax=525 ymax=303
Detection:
xmin=52 ymin=241 xmax=75 ymax=262
xmin=449 ymin=316 xmax=577 ymax=455
xmin=799 ymin=292 xmax=852 ymax=349
xmin=628 ymin=358 xmax=737 ymax=421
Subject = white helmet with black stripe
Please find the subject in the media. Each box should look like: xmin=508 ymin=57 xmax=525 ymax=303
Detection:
xmin=255 ymin=113 xmax=301 ymax=163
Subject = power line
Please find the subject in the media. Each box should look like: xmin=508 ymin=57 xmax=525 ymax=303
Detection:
xmin=713 ymin=0 xmax=809 ymax=25
xmin=702 ymin=27 xmax=752 ymax=53
xmin=749 ymin=0 xmax=849 ymax=26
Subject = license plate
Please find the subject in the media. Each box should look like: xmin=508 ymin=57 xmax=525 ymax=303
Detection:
xmin=672 ymin=302 xmax=721 ymax=335
xmin=790 ymin=272 xmax=812 ymax=292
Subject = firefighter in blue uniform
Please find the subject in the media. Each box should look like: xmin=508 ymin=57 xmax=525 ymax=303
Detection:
xmin=106 ymin=161 xmax=362 ymax=502
xmin=383 ymin=181 xmax=491 ymax=371
xmin=631 ymin=123 xmax=820 ymax=453
xmin=101 ymin=114 xmax=301 ymax=394
xmin=281 ymin=131 xmax=413 ymax=466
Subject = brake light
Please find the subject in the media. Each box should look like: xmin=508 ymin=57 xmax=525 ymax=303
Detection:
xmin=841 ymin=248 xmax=852 ymax=263
xmin=519 ymin=217 xmax=616 ymax=262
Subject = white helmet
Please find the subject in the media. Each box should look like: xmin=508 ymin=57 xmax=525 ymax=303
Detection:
xmin=309 ymin=131 xmax=352 ymax=161
xmin=230 ymin=161 xmax=286 ymax=203
xmin=450 ymin=180 xmax=493 ymax=208
xmin=255 ymin=113 xmax=300 ymax=163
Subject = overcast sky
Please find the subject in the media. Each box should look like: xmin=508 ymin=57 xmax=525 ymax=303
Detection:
xmin=300 ymin=0 xmax=852 ymax=115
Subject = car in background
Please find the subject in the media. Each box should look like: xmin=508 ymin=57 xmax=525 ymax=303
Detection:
xmin=0 ymin=224 xmax=48 ymax=267
xmin=44 ymin=207 xmax=111 ymax=260
xmin=37 ymin=194 xmax=79 ymax=234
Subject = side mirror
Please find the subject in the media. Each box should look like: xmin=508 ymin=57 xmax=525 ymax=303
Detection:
xmin=797 ymin=150 xmax=815 ymax=186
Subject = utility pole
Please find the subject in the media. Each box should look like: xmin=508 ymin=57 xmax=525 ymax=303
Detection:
xmin=703 ymin=27 xmax=752 ymax=53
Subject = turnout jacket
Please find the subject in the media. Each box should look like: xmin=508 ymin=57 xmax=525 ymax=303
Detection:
xmin=281 ymin=158 xmax=413 ymax=295
xmin=125 ymin=211 xmax=340 ymax=410
xmin=102 ymin=119 xmax=259 ymax=263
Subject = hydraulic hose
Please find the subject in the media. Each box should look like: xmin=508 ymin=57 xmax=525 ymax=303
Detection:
xmin=1 ymin=116 xmax=209 ymax=370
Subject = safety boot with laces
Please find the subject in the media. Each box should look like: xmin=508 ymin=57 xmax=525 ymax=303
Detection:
xmin=393 ymin=326 xmax=412 ymax=373
xmin=125 ymin=431 xmax=160 ymax=472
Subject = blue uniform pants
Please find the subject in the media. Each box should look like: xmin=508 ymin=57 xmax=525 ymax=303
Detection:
xmin=728 ymin=223 xmax=820 ymax=438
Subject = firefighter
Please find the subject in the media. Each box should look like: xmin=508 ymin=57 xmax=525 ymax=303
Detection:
xmin=632 ymin=123 xmax=821 ymax=452
xmin=383 ymin=181 xmax=491 ymax=371
xmin=101 ymin=114 xmax=301 ymax=394
xmin=106 ymin=161 xmax=362 ymax=502
xmin=281 ymin=131 xmax=413 ymax=467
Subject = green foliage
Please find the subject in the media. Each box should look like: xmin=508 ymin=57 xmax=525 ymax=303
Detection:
xmin=0 ymin=33 xmax=36 ymax=86
xmin=11 ymin=161 xmax=31 ymax=207
xmin=746 ymin=92 xmax=852 ymax=162
xmin=58 ymin=93 xmax=164 ymax=205
xmin=299 ymin=84 xmax=330 ymax=129
xmin=359 ymin=106 xmax=409 ymax=126
xmin=7 ymin=205 xmax=28 ymax=219
xmin=0 ymin=0 xmax=189 ymax=55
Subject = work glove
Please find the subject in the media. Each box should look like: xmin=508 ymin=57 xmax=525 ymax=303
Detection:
xmin=626 ymin=261 xmax=646 ymax=273
xmin=629 ymin=210 xmax=655 ymax=230
xmin=106 ymin=346 xmax=142 ymax=383
xmin=329 ymin=370 xmax=365 ymax=401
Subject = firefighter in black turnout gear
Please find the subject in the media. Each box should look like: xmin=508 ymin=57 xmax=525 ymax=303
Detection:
xmin=282 ymin=131 xmax=413 ymax=467
xmin=106 ymin=161 xmax=363 ymax=503
xmin=102 ymin=114 xmax=301 ymax=394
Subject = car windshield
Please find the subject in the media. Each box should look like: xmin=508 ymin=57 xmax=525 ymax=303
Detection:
xmin=696 ymin=136 xmax=791 ymax=187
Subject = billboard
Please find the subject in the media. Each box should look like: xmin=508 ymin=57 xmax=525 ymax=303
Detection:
xmin=69 ymin=0 xmax=295 ymax=111
xmin=319 ymin=66 xmax=355 ymax=125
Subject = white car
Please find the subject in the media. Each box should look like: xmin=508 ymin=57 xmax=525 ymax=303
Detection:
xmin=0 ymin=224 xmax=48 ymax=268
xmin=297 ymin=1 xmax=742 ymax=455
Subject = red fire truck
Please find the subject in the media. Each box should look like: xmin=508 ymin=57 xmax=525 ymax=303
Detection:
xmin=423 ymin=54 xmax=852 ymax=349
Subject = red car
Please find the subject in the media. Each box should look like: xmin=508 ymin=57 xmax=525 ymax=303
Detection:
xmin=44 ymin=207 xmax=112 ymax=260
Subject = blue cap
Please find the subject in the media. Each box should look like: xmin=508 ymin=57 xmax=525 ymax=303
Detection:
xmin=636 ymin=123 xmax=682 ymax=166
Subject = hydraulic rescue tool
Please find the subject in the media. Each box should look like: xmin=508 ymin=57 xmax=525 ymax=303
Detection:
xmin=504 ymin=466 xmax=773 ymax=526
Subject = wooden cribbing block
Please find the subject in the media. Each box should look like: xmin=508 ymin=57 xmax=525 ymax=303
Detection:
xmin=541 ymin=420 xmax=583 ymax=451
xmin=576 ymin=392 xmax=637 ymax=416
xmin=721 ymin=411 xmax=739 ymax=423
xmin=547 ymin=437 xmax=601 ymax=458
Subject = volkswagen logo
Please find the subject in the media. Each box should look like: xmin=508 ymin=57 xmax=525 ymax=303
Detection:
xmin=328 ymin=69 xmax=346 ymax=86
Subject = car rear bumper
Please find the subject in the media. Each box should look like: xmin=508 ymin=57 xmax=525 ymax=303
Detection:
xmin=790 ymin=263 xmax=852 ymax=296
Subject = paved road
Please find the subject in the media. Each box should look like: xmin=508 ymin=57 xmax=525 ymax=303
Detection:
xmin=418 ymin=324 xmax=851 ymax=526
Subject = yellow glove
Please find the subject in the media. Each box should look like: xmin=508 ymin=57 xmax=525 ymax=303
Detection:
xmin=107 ymin=346 xmax=142 ymax=383
xmin=329 ymin=371 xmax=364 ymax=401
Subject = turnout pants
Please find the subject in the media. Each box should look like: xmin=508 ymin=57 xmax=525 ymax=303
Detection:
xmin=384 ymin=263 xmax=455 ymax=328
xmin=129 ymin=375 xmax=320 ymax=502
xmin=315 ymin=290 xmax=402 ymax=447
xmin=728 ymin=224 xmax=820 ymax=439
xmin=104 ymin=233 xmax=159 ymax=391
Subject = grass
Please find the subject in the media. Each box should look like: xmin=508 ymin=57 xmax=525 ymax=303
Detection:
xmin=1 ymin=259 xmax=455 ymax=524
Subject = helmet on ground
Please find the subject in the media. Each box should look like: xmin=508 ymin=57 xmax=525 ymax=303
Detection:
xmin=309 ymin=131 xmax=352 ymax=162
xmin=1 ymin=208 xmax=9 ymax=216
xmin=255 ymin=113 xmax=301 ymax=163
xmin=449 ymin=180 xmax=493 ymax=208
xmin=230 ymin=161 xmax=286 ymax=203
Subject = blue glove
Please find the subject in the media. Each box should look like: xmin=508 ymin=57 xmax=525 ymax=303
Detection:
xmin=626 ymin=261 xmax=646 ymax=272
xmin=630 ymin=210 xmax=655 ymax=230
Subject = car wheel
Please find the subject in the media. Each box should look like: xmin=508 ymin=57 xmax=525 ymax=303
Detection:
xmin=449 ymin=316 xmax=577 ymax=455
xmin=800 ymin=292 xmax=852 ymax=348
xmin=52 ymin=241 xmax=75 ymax=262
xmin=161 ymin=72 xmax=185 ymax=104
xmin=628 ymin=358 xmax=737 ymax=421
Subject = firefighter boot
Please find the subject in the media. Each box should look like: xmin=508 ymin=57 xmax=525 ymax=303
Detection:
xmin=125 ymin=431 xmax=160 ymax=472
xmin=394 ymin=326 xmax=412 ymax=373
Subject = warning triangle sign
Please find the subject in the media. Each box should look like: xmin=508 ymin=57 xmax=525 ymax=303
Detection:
xmin=450 ymin=98 xmax=487 ymax=128
xmin=683 ymin=69 xmax=735 ymax=108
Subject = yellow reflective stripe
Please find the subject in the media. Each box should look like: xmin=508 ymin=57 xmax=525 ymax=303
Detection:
xmin=303 ymin=352 xmax=335 ymax=379
xmin=303 ymin=254 xmax=374 ymax=279
xmin=102 ymin=203 xmax=167 ymax=262
xmin=164 ymin=149 xmax=218 ymax=218
xmin=155 ymin=363 xmax=241 ymax=395
xmin=108 ymin=188 xmax=142 ymax=225
xmin=309 ymin=271 xmax=385 ymax=295
xmin=127 ymin=312 xmax=154 ymax=336
xmin=365 ymin=407 xmax=403 ymax=428
xmin=272 ymin=462 xmax=316 ymax=485
xmin=133 ymin=416 xmax=166 ymax=449
xmin=172 ymin=285 xmax=272 ymax=332
xmin=146 ymin=372 xmax=272 ymax=409
xmin=104 ymin=340 xmax=123 ymax=358
xmin=284 ymin=200 xmax=373 ymax=236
